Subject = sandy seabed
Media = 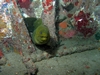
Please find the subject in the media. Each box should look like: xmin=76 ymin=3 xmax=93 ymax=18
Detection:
xmin=0 ymin=35 xmax=100 ymax=75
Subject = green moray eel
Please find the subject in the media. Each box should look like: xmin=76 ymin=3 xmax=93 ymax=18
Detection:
xmin=24 ymin=18 xmax=50 ymax=45
xmin=32 ymin=18 xmax=50 ymax=45
xmin=32 ymin=25 xmax=50 ymax=45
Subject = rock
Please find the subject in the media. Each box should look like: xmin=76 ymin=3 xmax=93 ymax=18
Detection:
xmin=0 ymin=57 xmax=7 ymax=65
xmin=23 ymin=58 xmax=38 ymax=74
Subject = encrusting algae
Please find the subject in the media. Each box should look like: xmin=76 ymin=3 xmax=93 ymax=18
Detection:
xmin=0 ymin=18 xmax=7 ymax=40
xmin=59 ymin=21 xmax=67 ymax=29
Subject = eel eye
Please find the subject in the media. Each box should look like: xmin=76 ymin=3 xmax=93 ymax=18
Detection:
xmin=40 ymin=31 xmax=42 ymax=34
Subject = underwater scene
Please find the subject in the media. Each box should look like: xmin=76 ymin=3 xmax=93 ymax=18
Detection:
xmin=0 ymin=0 xmax=100 ymax=75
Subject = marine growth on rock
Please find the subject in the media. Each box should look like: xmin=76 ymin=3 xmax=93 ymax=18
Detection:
xmin=74 ymin=11 xmax=97 ymax=37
